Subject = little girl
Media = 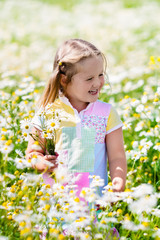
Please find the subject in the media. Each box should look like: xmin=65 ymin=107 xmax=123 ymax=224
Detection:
xmin=26 ymin=39 xmax=127 ymax=195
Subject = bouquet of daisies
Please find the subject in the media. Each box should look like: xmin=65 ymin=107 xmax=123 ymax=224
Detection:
xmin=31 ymin=104 xmax=61 ymax=155
xmin=21 ymin=103 xmax=61 ymax=156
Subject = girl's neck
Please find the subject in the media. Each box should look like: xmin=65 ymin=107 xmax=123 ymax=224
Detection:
xmin=61 ymin=93 xmax=89 ymax=113
xmin=70 ymin=102 xmax=89 ymax=113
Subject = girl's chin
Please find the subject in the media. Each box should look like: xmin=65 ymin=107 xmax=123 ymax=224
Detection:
xmin=88 ymin=97 xmax=99 ymax=103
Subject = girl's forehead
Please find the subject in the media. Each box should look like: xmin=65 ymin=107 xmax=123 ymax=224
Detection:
xmin=76 ymin=55 xmax=104 ymax=74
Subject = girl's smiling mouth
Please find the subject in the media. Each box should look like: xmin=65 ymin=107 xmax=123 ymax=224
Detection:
xmin=88 ymin=89 xmax=98 ymax=95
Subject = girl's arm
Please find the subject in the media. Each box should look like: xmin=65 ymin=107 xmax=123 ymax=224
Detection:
xmin=106 ymin=127 xmax=127 ymax=192
xmin=26 ymin=127 xmax=58 ymax=172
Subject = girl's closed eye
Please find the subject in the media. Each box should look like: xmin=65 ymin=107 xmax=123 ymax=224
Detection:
xmin=86 ymin=73 xmax=103 ymax=81
xmin=99 ymin=73 xmax=104 ymax=77
xmin=86 ymin=77 xmax=93 ymax=81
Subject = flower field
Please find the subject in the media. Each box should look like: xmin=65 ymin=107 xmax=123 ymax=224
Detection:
xmin=0 ymin=0 xmax=160 ymax=239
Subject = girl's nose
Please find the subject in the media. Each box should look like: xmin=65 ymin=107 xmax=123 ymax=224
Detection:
xmin=93 ymin=78 xmax=101 ymax=88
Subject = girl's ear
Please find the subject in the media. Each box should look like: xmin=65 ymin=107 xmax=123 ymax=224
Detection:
xmin=60 ymin=75 xmax=67 ymax=87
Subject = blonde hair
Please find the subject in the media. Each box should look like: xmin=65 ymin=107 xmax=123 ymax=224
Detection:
xmin=39 ymin=39 xmax=107 ymax=108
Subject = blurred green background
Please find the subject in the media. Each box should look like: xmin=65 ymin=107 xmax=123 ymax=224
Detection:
xmin=0 ymin=0 xmax=160 ymax=82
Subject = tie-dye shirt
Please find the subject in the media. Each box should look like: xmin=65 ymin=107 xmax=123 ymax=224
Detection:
xmin=32 ymin=95 xmax=123 ymax=195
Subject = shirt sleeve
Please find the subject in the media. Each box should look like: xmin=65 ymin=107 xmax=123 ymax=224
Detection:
xmin=106 ymin=106 xmax=123 ymax=134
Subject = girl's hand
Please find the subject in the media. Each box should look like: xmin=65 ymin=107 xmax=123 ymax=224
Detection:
xmin=29 ymin=152 xmax=59 ymax=173
xmin=112 ymin=177 xmax=124 ymax=192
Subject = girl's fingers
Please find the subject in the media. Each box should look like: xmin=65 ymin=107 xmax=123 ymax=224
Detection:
xmin=47 ymin=160 xmax=58 ymax=168
xmin=31 ymin=154 xmax=59 ymax=172
xmin=47 ymin=168 xmax=57 ymax=173
xmin=47 ymin=164 xmax=58 ymax=173
xmin=44 ymin=155 xmax=57 ymax=160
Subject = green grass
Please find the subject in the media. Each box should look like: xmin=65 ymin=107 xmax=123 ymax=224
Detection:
xmin=34 ymin=0 xmax=82 ymax=10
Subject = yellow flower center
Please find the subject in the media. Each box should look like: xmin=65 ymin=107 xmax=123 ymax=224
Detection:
xmin=50 ymin=122 xmax=55 ymax=127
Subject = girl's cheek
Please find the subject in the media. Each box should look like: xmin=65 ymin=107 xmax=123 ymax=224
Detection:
xmin=101 ymin=78 xmax=105 ymax=86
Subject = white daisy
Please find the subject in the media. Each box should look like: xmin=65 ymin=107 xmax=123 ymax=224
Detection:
xmin=31 ymin=141 xmax=42 ymax=151
xmin=0 ymin=116 xmax=6 ymax=127
xmin=46 ymin=118 xmax=60 ymax=131
xmin=20 ymin=119 xmax=32 ymax=133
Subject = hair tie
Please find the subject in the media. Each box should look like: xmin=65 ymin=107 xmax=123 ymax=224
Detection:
xmin=58 ymin=61 xmax=65 ymax=75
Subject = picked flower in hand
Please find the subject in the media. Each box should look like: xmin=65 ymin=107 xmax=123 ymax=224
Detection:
xmin=29 ymin=104 xmax=61 ymax=156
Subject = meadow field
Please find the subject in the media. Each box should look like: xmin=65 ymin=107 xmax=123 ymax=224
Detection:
xmin=0 ymin=0 xmax=160 ymax=239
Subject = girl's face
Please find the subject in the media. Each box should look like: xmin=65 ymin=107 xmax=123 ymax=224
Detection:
xmin=64 ymin=56 xmax=105 ymax=112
